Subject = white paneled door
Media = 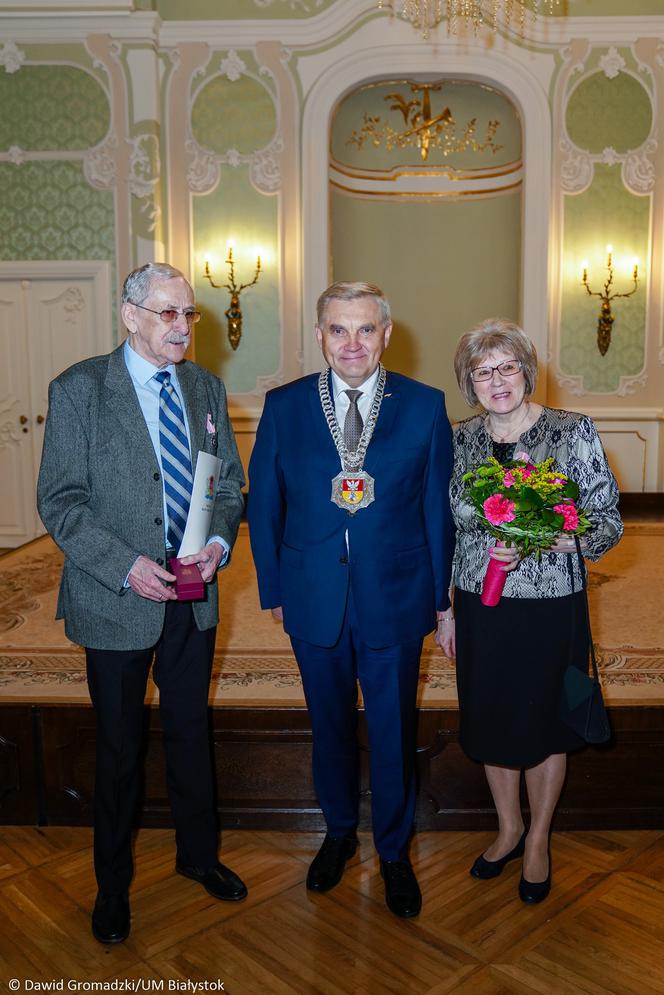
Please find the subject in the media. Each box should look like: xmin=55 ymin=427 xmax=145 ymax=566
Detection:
xmin=0 ymin=261 xmax=113 ymax=547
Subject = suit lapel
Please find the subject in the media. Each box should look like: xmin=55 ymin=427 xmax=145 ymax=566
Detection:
xmin=308 ymin=370 xmax=341 ymax=464
xmin=103 ymin=344 xmax=155 ymax=459
xmin=364 ymin=370 xmax=399 ymax=474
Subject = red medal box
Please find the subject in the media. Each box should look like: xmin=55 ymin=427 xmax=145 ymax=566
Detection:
xmin=167 ymin=558 xmax=205 ymax=600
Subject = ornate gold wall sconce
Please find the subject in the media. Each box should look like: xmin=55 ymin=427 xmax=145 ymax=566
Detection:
xmin=203 ymin=247 xmax=261 ymax=350
xmin=581 ymin=246 xmax=639 ymax=357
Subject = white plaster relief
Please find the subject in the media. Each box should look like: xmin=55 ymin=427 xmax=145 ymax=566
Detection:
xmin=255 ymin=373 xmax=287 ymax=393
xmin=126 ymin=134 xmax=160 ymax=198
xmin=62 ymin=287 xmax=85 ymax=322
xmin=622 ymin=139 xmax=657 ymax=194
xmin=554 ymin=372 xmax=585 ymax=396
xmin=616 ymin=372 xmax=648 ymax=397
xmin=253 ymin=0 xmax=326 ymax=9
xmin=601 ymin=146 xmax=619 ymax=165
xmin=250 ymin=137 xmax=283 ymax=193
xmin=138 ymin=198 xmax=161 ymax=234
xmin=0 ymin=41 xmax=25 ymax=75
xmin=220 ymin=50 xmax=246 ymax=82
xmin=184 ymin=135 xmax=282 ymax=194
xmin=560 ymin=139 xmax=593 ymax=193
xmin=0 ymin=418 xmax=21 ymax=448
xmin=83 ymin=138 xmax=118 ymax=189
xmin=185 ymin=139 xmax=221 ymax=193
xmin=561 ymin=45 xmax=586 ymax=76
xmin=599 ymin=46 xmax=626 ymax=80
xmin=656 ymin=43 xmax=664 ymax=69
xmin=7 ymin=145 xmax=25 ymax=165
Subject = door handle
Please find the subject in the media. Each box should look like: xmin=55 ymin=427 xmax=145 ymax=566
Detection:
xmin=20 ymin=415 xmax=28 ymax=424
xmin=36 ymin=414 xmax=45 ymax=424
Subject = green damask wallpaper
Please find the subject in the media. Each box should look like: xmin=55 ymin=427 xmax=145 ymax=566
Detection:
xmin=0 ymin=161 xmax=114 ymax=262
xmin=192 ymin=75 xmax=276 ymax=155
xmin=0 ymin=66 xmax=109 ymax=151
xmin=566 ymin=69 xmax=652 ymax=155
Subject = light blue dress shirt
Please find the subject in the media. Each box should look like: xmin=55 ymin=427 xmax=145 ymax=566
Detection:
xmin=123 ymin=339 xmax=229 ymax=565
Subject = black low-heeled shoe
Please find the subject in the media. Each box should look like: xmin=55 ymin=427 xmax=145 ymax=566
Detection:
xmin=469 ymin=830 xmax=526 ymax=880
xmin=519 ymin=852 xmax=551 ymax=904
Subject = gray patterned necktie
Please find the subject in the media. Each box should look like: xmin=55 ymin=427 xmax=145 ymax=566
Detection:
xmin=154 ymin=370 xmax=193 ymax=551
xmin=343 ymin=389 xmax=363 ymax=452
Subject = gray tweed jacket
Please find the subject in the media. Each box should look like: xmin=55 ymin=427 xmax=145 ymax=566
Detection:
xmin=37 ymin=343 xmax=245 ymax=650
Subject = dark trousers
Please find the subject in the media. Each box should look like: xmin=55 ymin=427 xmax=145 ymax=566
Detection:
xmin=85 ymin=601 xmax=217 ymax=895
xmin=290 ymin=587 xmax=422 ymax=862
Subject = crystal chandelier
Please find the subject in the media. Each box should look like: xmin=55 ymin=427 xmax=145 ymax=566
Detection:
xmin=378 ymin=1 xmax=559 ymax=38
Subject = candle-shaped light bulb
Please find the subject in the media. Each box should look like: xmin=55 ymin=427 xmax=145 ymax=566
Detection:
xmin=257 ymin=255 xmax=261 ymax=271
xmin=581 ymin=259 xmax=588 ymax=284
xmin=632 ymin=257 xmax=639 ymax=280
xmin=227 ymin=246 xmax=233 ymax=263
xmin=204 ymin=258 xmax=210 ymax=276
xmin=606 ymin=244 xmax=613 ymax=269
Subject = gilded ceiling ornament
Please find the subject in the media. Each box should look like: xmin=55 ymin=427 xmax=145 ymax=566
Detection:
xmin=347 ymin=82 xmax=503 ymax=162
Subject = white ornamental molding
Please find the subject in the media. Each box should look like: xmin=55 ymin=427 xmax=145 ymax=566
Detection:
xmin=622 ymin=139 xmax=657 ymax=194
xmin=616 ymin=371 xmax=648 ymax=397
xmin=126 ymin=133 xmax=160 ymax=198
xmin=255 ymin=372 xmax=287 ymax=393
xmin=0 ymin=417 xmax=21 ymax=448
xmin=0 ymin=41 xmax=25 ymax=75
xmin=220 ymin=49 xmax=246 ymax=82
xmin=601 ymin=146 xmax=620 ymax=166
xmin=599 ymin=46 xmax=626 ymax=80
xmin=62 ymin=287 xmax=85 ymax=322
xmin=185 ymin=135 xmax=282 ymax=195
xmin=554 ymin=372 xmax=585 ymax=396
xmin=561 ymin=45 xmax=587 ymax=77
xmin=252 ymin=0 xmax=326 ymax=9
xmin=249 ymin=137 xmax=282 ymax=194
xmin=560 ymin=139 xmax=593 ymax=193
xmin=656 ymin=43 xmax=664 ymax=70
xmin=83 ymin=137 xmax=118 ymax=190
xmin=138 ymin=197 xmax=161 ymax=234
xmin=7 ymin=145 xmax=25 ymax=165
xmin=185 ymin=139 xmax=221 ymax=193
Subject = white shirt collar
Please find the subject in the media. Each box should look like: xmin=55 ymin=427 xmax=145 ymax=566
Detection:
xmin=123 ymin=338 xmax=176 ymax=387
xmin=330 ymin=365 xmax=380 ymax=399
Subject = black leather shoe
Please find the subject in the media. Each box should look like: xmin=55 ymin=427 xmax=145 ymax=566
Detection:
xmin=175 ymin=860 xmax=248 ymax=901
xmin=380 ymin=858 xmax=422 ymax=919
xmin=519 ymin=853 xmax=551 ymax=904
xmin=470 ymin=830 xmax=526 ymax=880
xmin=306 ymin=835 xmax=358 ymax=892
xmin=91 ymin=892 xmax=130 ymax=944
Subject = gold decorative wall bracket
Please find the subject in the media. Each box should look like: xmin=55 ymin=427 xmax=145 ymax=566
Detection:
xmin=204 ymin=248 xmax=261 ymax=351
xmin=581 ymin=247 xmax=639 ymax=357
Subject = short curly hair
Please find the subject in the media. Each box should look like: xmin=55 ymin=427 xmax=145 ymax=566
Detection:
xmin=454 ymin=318 xmax=538 ymax=407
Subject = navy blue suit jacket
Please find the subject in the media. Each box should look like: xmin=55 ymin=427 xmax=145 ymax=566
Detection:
xmin=248 ymin=370 xmax=455 ymax=649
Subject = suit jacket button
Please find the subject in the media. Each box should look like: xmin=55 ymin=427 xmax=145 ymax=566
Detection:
xmin=155 ymin=516 xmax=162 ymax=526
xmin=339 ymin=556 xmax=348 ymax=565
xmin=153 ymin=472 xmax=160 ymax=481
xmin=156 ymin=557 xmax=164 ymax=566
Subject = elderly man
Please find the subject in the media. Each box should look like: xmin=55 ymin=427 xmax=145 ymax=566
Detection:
xmin=37 ymin=263 xmax=247 ymax=945
xmin=248 ymin=282 xmax=454 ymax=918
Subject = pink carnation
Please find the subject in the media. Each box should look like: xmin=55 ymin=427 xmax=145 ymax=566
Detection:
xmin=503 ymin=471 xmax=516 ymax=488
xmin=483 ymin=494 xmax=516 ymax=525
xmin=554 ymin=502 xmax=579 ymax=531
xmin=520 ymin=463 xmax=536 ymax=480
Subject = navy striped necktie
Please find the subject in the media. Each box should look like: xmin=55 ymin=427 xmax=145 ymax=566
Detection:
xmin=154 ymin=370 xmax=193 ymax=552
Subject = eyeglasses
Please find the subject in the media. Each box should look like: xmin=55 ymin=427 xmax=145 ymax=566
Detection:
xmin=470 ymin=359 xmax=523 ymax=382
xmin=130 ymin=302 xmax=201 ymax=324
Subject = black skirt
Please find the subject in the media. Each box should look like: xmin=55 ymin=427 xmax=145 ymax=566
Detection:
xmin=454 ymin=588 xmax=587 ymax=768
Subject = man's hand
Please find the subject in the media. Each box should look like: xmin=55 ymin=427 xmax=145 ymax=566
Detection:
xmin=271 ymin=606 xmax=284 ymax=623
xmin=434 ymin=610 xmax=455 ymax=658
xmin=128 ymin=555 xmax=177 ymax=602
xmin=179 ymin=542 xmax=224 ymax=583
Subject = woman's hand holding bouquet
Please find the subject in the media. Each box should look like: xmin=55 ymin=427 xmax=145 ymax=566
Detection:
xmin=462 ymin=453 xmax=591 ymax=606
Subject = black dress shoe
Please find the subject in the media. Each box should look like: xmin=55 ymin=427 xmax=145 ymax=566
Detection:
xmin=519 ymin=852 xmax=551 ymax=904
xmin=92 ymin=892 xmax=130 ymax=945
xmin=306 ymin=834 xmax=358 ymax=892
xmin=380 ymin=858 xmax=422 ymax=919
xmin=470 ymin=830 xmax=526 ymax=880
xmin=175 ymin=860 xmax=248 ymax=901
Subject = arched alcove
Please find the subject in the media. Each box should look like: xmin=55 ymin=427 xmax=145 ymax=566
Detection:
xmin=301 ymin=42 xmax=552 ymax=404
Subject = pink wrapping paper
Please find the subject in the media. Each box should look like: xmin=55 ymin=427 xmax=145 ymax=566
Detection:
xmin=481 ymin=543 xmax=507 ymax=607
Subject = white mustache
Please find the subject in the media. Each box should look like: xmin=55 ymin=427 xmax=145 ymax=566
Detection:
xmin=166 ymin=335 xmax=190 ymax=345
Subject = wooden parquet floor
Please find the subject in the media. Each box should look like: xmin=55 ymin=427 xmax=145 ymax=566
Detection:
xmin=1 ymin=827 xmax=664 ymax=994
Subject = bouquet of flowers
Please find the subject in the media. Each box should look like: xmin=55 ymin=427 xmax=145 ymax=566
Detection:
xmin=462 ymin=453 xmax=592 ymax=606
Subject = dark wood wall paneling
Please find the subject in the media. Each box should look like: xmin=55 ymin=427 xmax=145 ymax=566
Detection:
xmin=1 ymin=704 xmax=663 ymax=829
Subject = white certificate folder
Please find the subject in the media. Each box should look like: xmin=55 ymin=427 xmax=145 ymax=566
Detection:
xmin=177 ymin=451 xmax=223 ymax=557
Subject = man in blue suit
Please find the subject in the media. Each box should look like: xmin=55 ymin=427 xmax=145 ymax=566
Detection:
xmin=248 ymin=282 xmax=455 ymax=917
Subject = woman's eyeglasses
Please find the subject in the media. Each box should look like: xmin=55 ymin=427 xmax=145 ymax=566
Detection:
xmin=470 ymin=360 xmax=523 ymax=382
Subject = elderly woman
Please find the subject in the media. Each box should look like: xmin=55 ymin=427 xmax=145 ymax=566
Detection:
xmin=436 ymin=318 xmax=622 ymax=903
